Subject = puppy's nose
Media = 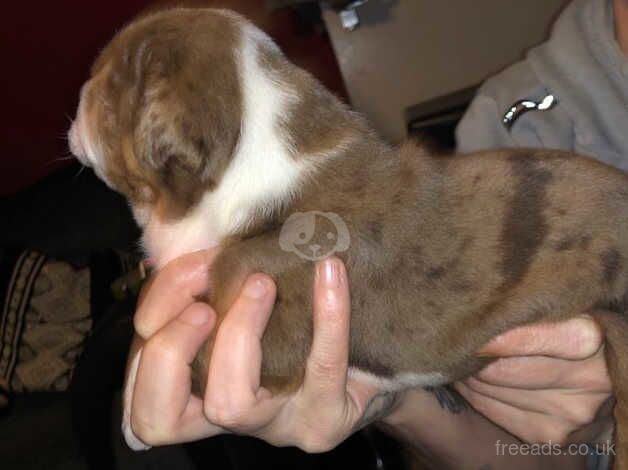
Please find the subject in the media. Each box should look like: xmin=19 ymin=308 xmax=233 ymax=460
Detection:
xmin=309 ymin=244 xmax=321 ymax=255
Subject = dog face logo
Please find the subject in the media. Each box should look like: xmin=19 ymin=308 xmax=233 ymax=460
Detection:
xmin=279 ymin=212 xmax=350 ymax=261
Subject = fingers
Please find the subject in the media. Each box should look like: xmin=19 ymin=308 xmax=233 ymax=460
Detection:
xmin=460 ymin=376 xmax=610 ymax=428
xmin=478 ymin=316 xmax=603 ymax=360
xmin=455 ymin=381 xmax=576 ymax=444
xmin=464 ymin=318 xmax=614 ymax=448
xmin=135 ymin=250 xmax=217 ymax=339
xmin=303 ymin=257 xmax=352 ymax=401
xmin=204 ymin=274 xmax=281 ymax=431
xmin=131 ymin=302 xmax=220 ymax=445
xmin=199 ymin=258 xmax=373 ymax=452
xmin=476 ymin=348 xmax=612 ymax=390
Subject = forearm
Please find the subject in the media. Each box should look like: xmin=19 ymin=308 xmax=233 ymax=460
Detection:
xmin=378 ymin=389 xmax=588 ymax=470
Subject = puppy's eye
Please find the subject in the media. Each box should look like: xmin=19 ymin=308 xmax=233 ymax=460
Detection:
xmin=299 ymin=232 xmax=307 ymax=240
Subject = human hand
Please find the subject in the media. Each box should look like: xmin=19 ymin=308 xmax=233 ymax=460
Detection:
xmin=124 ymin=253 xmax=386 ymax=452
xmin=455 ymin=318 xmax=614 ymax=445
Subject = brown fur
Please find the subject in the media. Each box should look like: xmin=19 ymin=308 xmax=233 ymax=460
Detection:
xmin=87 ymin=9 xmax=242 ymax=219
xmin=75 ymin=8 xmax=628 ymax=467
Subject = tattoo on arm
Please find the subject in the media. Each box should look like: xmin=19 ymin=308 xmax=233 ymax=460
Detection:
xmin=426 ymin=385 xmax=467 ymax=414
xmin=353 ymin=384 xmax=466 ymax=432
xmin=353 ymin=391 xmax=400 ymax=431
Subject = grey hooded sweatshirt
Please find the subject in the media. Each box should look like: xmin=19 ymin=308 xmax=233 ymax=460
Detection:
xmin=456 ymin=0 xmax=628 ymax=173
xmin=457 ymin=2 xmax=623 ymax=469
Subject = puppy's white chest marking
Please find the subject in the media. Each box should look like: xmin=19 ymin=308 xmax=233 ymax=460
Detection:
xmin=142 ymin=210 xmax=222 ymax=268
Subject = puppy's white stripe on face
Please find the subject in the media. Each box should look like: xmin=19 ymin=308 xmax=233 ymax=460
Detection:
xmin=143 ymin=20 xmax=313 ymax=269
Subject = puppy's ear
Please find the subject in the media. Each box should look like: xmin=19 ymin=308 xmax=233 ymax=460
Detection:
xmin=135 ymin=76 xmax=241 ymax=212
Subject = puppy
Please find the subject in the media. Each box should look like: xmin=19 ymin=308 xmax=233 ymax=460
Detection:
xmin=69 ymin=8 xmax=628 ymax=467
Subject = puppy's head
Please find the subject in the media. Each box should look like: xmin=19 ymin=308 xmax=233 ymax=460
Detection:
xmin=69 ymin=9 xmax=243 ymax=225
xmin=69 ymin=8 xmax=365 ymax=267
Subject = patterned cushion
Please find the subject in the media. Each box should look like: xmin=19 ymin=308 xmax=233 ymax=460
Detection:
xmin=0 ymin=250 xmax=92 ymax=408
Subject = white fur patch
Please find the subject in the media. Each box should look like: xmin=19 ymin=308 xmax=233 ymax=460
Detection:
xmin=143 ymin=21 xmax=312 ymax=268
xmin=348 ymin=367 xmax=448 ymax=392
xmin=69 ymin=84 xmax=115 ymax=189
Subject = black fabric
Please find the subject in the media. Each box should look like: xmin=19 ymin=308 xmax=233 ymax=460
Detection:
xmin=0 ymin=250 xmax=48 ymax=407
xmin=0 ymin=165 xmax=139 ymax=470
xmin=71 ymin=298 xmax=135 ymax=470
xmin=0 ymin=163 xmax=140 ymax=257
xmin=0 ymin=393 xmax=87 ymax=470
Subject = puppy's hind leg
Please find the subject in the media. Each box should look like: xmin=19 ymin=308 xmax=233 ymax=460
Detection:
xmin=592 ymin=311 xmax=628 ymax=470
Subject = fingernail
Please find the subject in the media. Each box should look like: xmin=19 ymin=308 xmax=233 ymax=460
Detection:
xmin=321 ymin=258 xmax=341 ymax=288
xmin=180 ymin=305 xmax=210 ymax=326
xmin=244 ymin=276 xmax=268 ymax=299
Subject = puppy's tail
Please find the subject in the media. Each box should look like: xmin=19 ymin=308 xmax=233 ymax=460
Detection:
xmin=593 ymin=311 xmax=628 ymax=470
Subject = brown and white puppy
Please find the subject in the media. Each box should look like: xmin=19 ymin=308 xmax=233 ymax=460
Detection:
xmin=69 ymin=8 xmax=628 ymax=467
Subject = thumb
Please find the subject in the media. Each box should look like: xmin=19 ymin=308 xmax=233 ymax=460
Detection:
xmin=303 ymin=257 xmax=351 ymax=400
